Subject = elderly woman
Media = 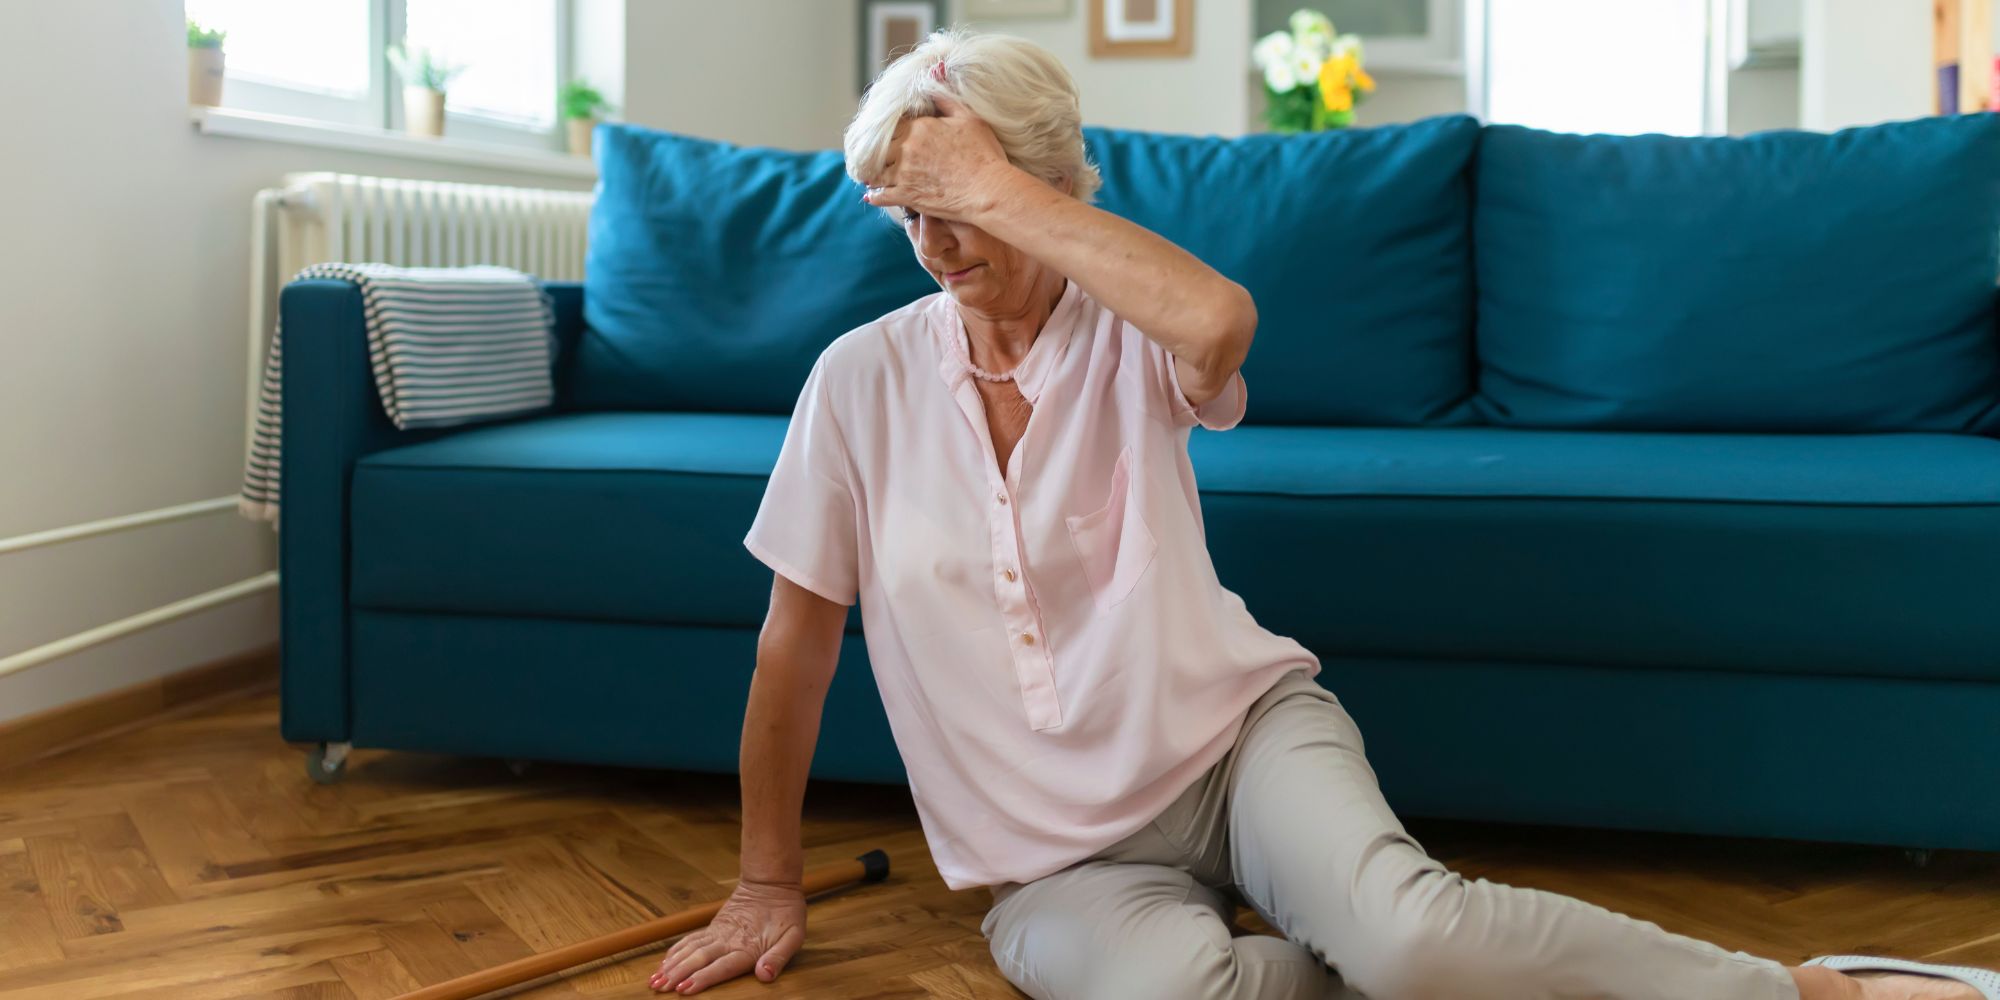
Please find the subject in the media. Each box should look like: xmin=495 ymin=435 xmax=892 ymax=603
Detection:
xmin=648 ymin=28 xmax=1997 ymax=1000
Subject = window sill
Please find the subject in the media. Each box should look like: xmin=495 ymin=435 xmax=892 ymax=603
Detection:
xmin=190 ymin=106 xmax=595 ymax=180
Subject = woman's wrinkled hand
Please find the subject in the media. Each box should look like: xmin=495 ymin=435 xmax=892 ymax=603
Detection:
xmin=860 ymin=94 xmax=1019 ymax=222
xmin=648 ymin=878 xmax=807 ymax=994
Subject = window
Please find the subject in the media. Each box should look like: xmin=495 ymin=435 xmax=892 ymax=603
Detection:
xmin=1471 ymin=0 xmax=1726 ymax=136
xmin=184 ymin=0 xmax=375 ymax=126
xmin=405 ymin=0 xmax=559 ymax=130
xmin=184 ymin=0 xmax=570 ymax=150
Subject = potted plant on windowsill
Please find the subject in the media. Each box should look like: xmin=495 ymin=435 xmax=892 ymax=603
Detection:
xmin=558 ymin=80 xmax=617 ymax=157
xmin=187 ymin=18 xmax=227 ymax=107
xmin=388 ymin=43 xmax=466 ymax=138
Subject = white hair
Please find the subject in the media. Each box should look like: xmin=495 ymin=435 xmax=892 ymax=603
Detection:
xmin=844 ymin=26 xmax=1103 ymax=227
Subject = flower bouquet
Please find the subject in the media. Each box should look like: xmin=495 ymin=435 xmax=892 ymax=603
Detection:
xmin=1254 ymin=10 xmax=1375 ymax=132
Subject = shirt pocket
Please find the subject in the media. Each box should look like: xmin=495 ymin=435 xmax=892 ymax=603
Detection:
xmin=1064 ymin=445 xmax=1158 ymax=614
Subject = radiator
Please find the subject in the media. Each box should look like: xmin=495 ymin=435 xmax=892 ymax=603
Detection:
xmin=244 ymin=172 xmax=595 ymax=456
xmin=0 ymin=175 xmax=598 ymax=684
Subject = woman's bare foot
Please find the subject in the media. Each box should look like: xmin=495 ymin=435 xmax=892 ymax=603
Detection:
xmin=1790 ymin=964 xmax=1984 ymax=1000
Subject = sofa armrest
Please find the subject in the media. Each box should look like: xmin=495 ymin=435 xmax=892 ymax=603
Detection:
xmin=277 ymin=278 xmax=584 ymax=743
xmin=277 ymin=279 xmax=452 ymax=742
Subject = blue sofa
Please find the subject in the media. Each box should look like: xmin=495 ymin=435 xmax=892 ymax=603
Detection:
xmin=280 ymin=112 xmax=2000 ymax=857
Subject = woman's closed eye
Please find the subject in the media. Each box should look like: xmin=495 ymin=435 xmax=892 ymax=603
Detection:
xmin=901 ymin=208 xmax=920 ymax=225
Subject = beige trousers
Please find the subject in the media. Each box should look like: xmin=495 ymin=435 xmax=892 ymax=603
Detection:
xmin=979 ymin=668 xmax=1802 ymax=1000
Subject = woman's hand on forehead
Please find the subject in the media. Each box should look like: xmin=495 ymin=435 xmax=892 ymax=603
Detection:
xmin=861 ymin=95 xmax=1021 ymax=224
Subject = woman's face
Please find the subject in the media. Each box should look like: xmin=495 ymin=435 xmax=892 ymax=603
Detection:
xmin=900 ymin=208 xmax=1042 ymax=317
xmin=897 ymin=175 xmax=1071 ymax=319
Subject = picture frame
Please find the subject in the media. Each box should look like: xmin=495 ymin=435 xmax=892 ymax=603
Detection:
xmin=860 ymin=0 xmax=943 ymax=93
xmin=1090 ymin=0 xmax=1194 ymax=58
xmin=964 ymin=0 xmax=1072 ymax=17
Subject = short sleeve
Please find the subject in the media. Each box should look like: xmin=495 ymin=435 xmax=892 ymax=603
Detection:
xmin=744 ymin=356 xmax=861 ymax=605
xmin=1145 ymin=336 xmax=1248 ymax=432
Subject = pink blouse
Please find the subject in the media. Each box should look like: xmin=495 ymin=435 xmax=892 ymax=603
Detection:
xmin=744 ymin=275 xmax=1322 ymax=891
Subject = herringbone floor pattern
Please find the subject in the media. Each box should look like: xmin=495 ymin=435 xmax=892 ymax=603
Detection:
xmin=3 ymin=682 xmax=1997 ymax=998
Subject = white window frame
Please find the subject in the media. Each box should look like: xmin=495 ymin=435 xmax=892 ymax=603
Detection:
xmin=210 ymin=0 xmax=572 ymax=154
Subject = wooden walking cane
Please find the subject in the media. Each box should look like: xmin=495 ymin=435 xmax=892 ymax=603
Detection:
xmin=388 ymin=849 xmax=892 ymax=1000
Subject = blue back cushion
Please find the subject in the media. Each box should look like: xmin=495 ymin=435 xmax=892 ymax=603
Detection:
xmin=1084 ymin=114 xmax=1480 ymax=425
xmin=1474 ymin=114 xmax=2000 ymax=432
xmin=574 ymin=123 xmax=936 ymax=412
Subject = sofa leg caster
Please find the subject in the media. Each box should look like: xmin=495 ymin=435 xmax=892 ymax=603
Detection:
xmin=307 ymin=741 xmax=352 ymax=784
xmin=1902 ymin=848 xmax=1934 ymax=868
xmin=506 ymin=759 xmax=532 ymax=778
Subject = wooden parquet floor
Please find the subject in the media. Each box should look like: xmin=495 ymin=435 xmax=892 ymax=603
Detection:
xmin=2 ymin=683 xmax=1998 ymax=999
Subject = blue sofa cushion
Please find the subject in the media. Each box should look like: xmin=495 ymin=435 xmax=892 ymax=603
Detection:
xmin=1081 ymin=114 xmax=1481 ymax=425
xmin=1190 ymin=427 xmax=2000 ymax=682
xmin=1474 ymin=113 xmax=2000 ymax=433
xmin=573 ymin=123 xmax=937 ymax=413
xmin=351 ymin=412 xmax=858 ymax=629
xmin=352 ymin=414 xmax=2000 ymax=682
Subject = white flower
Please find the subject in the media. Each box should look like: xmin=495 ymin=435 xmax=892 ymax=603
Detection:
xmin=1290 ymin=47 xmax=1323 ymax=86
xmin=1335 ymin=32 xmax=1364 ymax=62
xmin=1252 ymin=30 xmax=1293 ymax=70
xmin=1290 ymin=9 xmax=1334 ymax=39
xmin=1296 ymin=30 xmax=1330 ymax=63
xmin=1264 ymin=58 xmax=1298 ymax=93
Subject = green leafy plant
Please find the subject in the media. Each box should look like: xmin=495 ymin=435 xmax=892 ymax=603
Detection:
xmin=387 ymin=43 xmax=466 ymax=92
xmin=558 ymin=80 xmax=617 ymax=121
xmin=187 ymin=18 xmax=226 ymax=49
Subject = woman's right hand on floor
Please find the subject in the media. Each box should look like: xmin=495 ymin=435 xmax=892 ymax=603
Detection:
xmin=649 ymin=878 xmax=807 ymax=994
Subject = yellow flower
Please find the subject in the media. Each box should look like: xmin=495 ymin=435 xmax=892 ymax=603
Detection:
xmin=1314 ymin=46 xmax=1370 ymax=111
xmin=1317 ymin=53 xmax=1350 ymax=93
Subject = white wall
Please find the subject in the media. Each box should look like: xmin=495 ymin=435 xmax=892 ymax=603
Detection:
xmin=620 ymin=2 xmax=1928 ymax=149
xmin=1801 ymin=0 xmax=1932 ymax=129
xmin=1729 ymin=66 xmax=1802 ymax=134
xmin=950 ymin=0 xmax=1251 ymax=135
xmin=622 ymin=0 xmax=1253 ymax=148
xmin=0 ymin=1 xmax=592 ymax=731
xmin=624 ymin=0 xmax=862 ymax=150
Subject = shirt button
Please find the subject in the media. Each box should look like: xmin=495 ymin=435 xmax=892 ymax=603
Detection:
xmin=996 ymin=491 xmax=1009 ymax=505
xmin=1002 ymin=568 xmax=1016 ymax=582
xmin=1020 ymin=632 xmax=1036 ymax=646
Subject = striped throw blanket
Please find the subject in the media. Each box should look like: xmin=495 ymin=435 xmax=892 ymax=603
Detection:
xmin=238 ymin=263 xmax=557 ymax=527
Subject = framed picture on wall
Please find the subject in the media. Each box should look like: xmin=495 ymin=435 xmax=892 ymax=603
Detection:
xmin=1090 ymin=0 xmax=1194 ymax=57
xmin=860 ymin=0 xmax=943 ymax=93
xmin=964 ymin=0 xmax=1071 ymax=17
